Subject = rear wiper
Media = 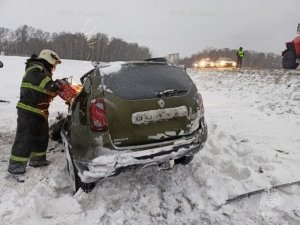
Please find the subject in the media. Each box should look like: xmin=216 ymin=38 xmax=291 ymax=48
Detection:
xmin=157 ymin=89 xmax=188 ymax=97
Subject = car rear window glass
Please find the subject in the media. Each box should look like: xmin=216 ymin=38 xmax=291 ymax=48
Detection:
xmin=102 ymin=64 xmax=193 ymax=100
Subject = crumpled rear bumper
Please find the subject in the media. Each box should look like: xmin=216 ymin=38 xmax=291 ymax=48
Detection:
xmin=77 ymin=129 xmax=206 ymax=183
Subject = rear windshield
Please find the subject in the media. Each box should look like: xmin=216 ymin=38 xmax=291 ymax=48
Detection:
xmin=102 ymin=64 xmax=193 ymax=100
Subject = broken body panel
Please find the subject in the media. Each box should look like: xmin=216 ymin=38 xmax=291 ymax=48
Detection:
xmin=61 ymin=62 xmax=207 ymax=184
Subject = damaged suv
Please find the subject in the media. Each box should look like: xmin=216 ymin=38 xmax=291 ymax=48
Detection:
xmin=61 ymin=61 xmax=207 ymax=192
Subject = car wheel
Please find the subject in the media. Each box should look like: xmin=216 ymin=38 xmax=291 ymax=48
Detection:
xmin=0 ymin=61 xmax=3 ymax=68
xmin=174 ymin=155 xmax=194 ymax=165
xmin=65 ymin=148 xmax=95 ymax=193
xmin=282 ymin=50 xmax=298 ymax=69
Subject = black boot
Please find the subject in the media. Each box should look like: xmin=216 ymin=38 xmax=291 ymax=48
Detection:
xmin=8 ymin=159 xmax=27 ymax=174
xmin=29 ymin=155 xmax=50 ymax=167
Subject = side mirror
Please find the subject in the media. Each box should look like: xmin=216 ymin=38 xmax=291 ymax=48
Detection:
xmin=297 ymin=23 xmax=300 ymax=34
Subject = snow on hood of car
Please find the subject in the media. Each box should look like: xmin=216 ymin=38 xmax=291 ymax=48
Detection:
xmin=100 ymin=61 xmax=126 ymax=76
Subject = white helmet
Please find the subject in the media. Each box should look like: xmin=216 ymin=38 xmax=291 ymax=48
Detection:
xmin=38 ymin=49 xmax=61 ymax=65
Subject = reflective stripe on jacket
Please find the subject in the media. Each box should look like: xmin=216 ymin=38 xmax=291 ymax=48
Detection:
xmin=17 ymin=63 xmax=57 ymax=118
xmin=238 ymin=50 xmax=245 ymax=58
xmin=17 ymin=102 xmax=48 ymax=118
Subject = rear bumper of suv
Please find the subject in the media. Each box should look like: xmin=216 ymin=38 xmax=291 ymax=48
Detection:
xmin=75 ymin=126 xmax=207 ymax=183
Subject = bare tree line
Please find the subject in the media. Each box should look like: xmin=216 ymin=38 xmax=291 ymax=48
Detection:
xmin=181 ymin=47 xmax=282 ymax=69
xmin=0 ymin=25 xmax=152 ymax=61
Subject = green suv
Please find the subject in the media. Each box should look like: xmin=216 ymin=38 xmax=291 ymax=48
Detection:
xmin=61 ymin=61 xmax=207 ymax=192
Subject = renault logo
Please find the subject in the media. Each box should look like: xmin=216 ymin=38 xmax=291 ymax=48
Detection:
xmin=158 ymin=99 xmax=165 ymax=108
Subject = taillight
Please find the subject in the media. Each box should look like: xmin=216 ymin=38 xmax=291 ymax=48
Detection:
xmin=90 ymin=98 xmax=108 ymax=132
xmin=197 ymin=92 xmax=204 ymax=114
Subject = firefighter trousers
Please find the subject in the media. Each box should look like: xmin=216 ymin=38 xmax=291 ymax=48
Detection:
xmin=8 ymin=109 xmax=49 ymax=174
xmin=236 ymin=57 xmax=243 ymax=68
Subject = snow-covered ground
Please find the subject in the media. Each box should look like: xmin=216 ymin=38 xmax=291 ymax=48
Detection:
xmin=0 ymin=56 xmax=300 ymax=225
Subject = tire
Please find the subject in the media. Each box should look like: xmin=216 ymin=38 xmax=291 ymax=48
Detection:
xmin=66 ymin=148 xmax=96 ymax=193
xmin=174 ymin=155 xmax=194 ymax=165
xmin=282 ymin=50 xmax=298 ymax=69
xmin=0 ymin=61 xmax=3 ymax=68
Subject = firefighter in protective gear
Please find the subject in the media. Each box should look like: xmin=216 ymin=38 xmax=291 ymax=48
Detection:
xmin=8 ymin=49 xmax=64 ymax=174
xmin=236 ymin=47 xmax=245 ymax=68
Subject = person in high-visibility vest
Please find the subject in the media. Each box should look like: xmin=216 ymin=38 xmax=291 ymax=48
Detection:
xmin=236 ymin=47 xmax=245 ymax=68
xmin=8 ymin=49 xmax=65 ymax=174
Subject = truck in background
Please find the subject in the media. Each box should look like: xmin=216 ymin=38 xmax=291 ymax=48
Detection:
xmin=282 ymin=23 xmax=300 ymax=69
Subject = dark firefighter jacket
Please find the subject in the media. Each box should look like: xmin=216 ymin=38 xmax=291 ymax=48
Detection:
xmin=17 ymin=58 xmax=59 ymax=119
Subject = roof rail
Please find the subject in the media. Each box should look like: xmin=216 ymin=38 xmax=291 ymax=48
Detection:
xmin=144 ymin=57 xmax=168 ymax=63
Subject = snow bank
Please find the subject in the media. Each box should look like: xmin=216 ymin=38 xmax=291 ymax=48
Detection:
xmin=0 ymin=57 xmax=300 ymax=224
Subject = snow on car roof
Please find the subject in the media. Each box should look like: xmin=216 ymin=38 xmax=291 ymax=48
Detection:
xmin=99 ymin=61 xmax=169 ymax=76
xmin=99 ymin=61 xmax=126 ymax=75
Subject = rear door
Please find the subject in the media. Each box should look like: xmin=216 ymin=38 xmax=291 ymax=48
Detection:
xmin=102 ymin=63 xmax=200 ymax=147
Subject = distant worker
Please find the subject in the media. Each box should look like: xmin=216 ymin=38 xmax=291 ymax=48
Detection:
xmin=8 ymin=49 xmax=66 ymax=175
xmin=236 ymin=47 xmax=245 ymax=68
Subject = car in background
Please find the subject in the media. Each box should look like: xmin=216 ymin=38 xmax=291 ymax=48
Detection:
xmin=193 ymin=58 xmax=214 ymax=68
xmin=60 ymin=60 xmax=208 ymax=192
xmin=215 ymin=57 xmax=236 ymax=68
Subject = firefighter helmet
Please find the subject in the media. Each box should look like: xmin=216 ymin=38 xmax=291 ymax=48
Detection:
xmin=38 ymin=49 xmax=61 ymax=65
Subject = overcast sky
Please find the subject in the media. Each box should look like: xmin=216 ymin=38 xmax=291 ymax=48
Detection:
xmin=0 ymin=0 xmax=299 ymax=57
